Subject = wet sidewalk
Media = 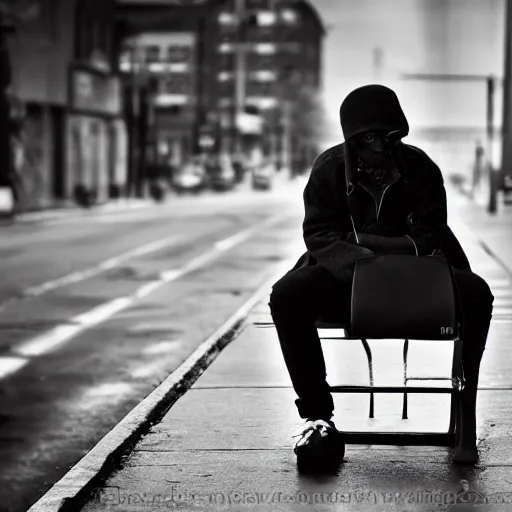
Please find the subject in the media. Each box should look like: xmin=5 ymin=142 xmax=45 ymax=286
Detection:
xmin=71 ymin=190 xmax=512 ymax=512
xmin=447 ymin=186 xmax=512 ymax=278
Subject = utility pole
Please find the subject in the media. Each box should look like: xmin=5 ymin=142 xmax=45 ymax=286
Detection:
xmin=501 ymin=0 xmax=512 ymax=204
xmin=487 ymin=76 xmax=497 ymax=214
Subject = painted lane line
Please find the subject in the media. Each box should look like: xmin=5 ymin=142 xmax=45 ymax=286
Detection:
xmin=0 ymin=356 xmax=28 ymax=379
xmin=0 ymin=234 xmax=185 ymax=313
xmin=11 ymin=215 xmax=284 ymax=360
xmin=15 ymin=324 xmax=90 ymax=358
xmin=160 ymin=216 xmax=283 ymax=282
xmin=23 ymin=234 xmax=183 ymax=297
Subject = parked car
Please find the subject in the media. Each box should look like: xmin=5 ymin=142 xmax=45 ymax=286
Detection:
xmin=252 ymin=162 xmax=275 ymax=191
xmin=207 ymin=156 xmax=236 ymax=191
xmin=171 ymin=159 xmax=207 ymax=194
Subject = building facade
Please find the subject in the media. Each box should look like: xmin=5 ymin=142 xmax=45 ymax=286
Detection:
xmin=67 ymin=0 xmax=126 ymax=204
xmin=117 ymin=0 xmax=325 ymax=176
xmin=2 ymin=0 xmax=125 ymax=210
xmin=202 ymin=0 xmax=325 ymax=173
xmin=116 ymin=2 xmax=206 ymax=193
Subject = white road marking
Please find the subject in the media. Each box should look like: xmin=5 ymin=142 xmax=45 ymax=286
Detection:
xmin=9 ymin=215 xmax=283 ymax=362
xmin=76 ymin=382 xmax=135 ymax=411
xmin=0 ymin=234 xmax=184 ymax=312
xmin=143 ymin=341 xmax=181 ymax=355
xmin=0 ymin=356 xmax=28 ymax=379
xmin=131 ymin=360 xmax=171 ymax=379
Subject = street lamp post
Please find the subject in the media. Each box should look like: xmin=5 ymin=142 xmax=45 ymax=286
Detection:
xmin=487 ymin=76 xmax=498 ymax=214
xmin=501 ymin=0 xmax=512 ymax=204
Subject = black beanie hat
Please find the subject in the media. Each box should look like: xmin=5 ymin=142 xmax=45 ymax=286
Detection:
xmin=339 ymin=84 xmax=409 ymax=141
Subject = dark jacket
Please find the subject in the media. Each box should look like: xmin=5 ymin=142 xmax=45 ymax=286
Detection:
xmin=290 ymin=141 xmax=471 ymax=282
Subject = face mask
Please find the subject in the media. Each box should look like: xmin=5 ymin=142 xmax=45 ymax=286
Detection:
xmin=350 ymin=130 xmax=403 ymax=166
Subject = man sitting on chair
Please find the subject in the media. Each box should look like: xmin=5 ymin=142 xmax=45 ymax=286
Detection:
xmin=269 ymin=84 xmax=494 ymax=469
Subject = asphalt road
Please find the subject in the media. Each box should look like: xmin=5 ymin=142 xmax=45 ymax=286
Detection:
xmin=0 ymin=180 xmax=306 ymax=512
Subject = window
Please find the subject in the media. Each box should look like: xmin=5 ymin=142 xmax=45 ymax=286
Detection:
xmin=218 ymin=71 xmax=234 ymax=81
xmin=218 ymin=97 xmax=234 ymax=108
xmin=247 ymin=54 xmax=274 ymax=69
xmin=145 ymin=45 xmax=161 ymax=63
xmin=217 ymin=54 xmax=235 ymax=69
xmin=280 ymin=42 xmax=301 ymax=54
xmin=119 ymin=46 xmax=133 ymax=72
xmin=162 ymin=74 xmax=191 ymax=95
xmin=246 ymin=81 xmax=274 ymax=97
xmin=218 ymin=42 xmax=235 ymax=53
xmin=167 ymin=45 xmax=191 ymax=63
xmin=217 ymin=80 xmax=235 ymax=97
xmin=280 ymin=8 xmax=299 ymax=25
xmin=246 ymin=96 xmax=278 ymax=109
xmin=218 ymin=11 xmax=237 ymax=25
xmin=256 ymin=11 xmax=276 ymax=26
xmin=246 ymin=0 xmax=269 ymax=9
xmin=254 ymin=43 xmax=276 ymax=55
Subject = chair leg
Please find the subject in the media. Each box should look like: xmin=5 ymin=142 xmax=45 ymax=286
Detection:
xmin=449 ymin=339 xmax=464 ymax=442
xmin=360 ymin=338 xmax=374 ymax=419
xmin=402 ymin=339 xmax=409 ymax=420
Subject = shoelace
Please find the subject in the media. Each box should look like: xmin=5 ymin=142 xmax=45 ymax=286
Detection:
xmin=292 ymin=419 xmax=333 ymax=448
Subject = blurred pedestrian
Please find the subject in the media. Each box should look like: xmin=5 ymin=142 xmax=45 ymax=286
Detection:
xmin=269 ymin=84 xmax=494 ymax=470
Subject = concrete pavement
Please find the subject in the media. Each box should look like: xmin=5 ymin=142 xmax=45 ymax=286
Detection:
xmin=33 ymin=186 xmax=512 ymax=512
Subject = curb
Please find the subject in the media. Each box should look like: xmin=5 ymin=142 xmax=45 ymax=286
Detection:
xmin=11 ymin=201 xmax=155 ymax=224
xmin=27 ymin=262 xmax=290 ymax=512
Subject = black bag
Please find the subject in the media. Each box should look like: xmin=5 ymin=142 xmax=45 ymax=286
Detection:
xmin=350 ymin=254 xmax=459 ymax=340
xmin=347 ymin=202 xmax=460 ymax=340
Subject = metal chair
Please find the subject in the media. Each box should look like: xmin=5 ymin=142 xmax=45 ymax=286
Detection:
xmin=314 ymin=319 xmax=464 ymax=446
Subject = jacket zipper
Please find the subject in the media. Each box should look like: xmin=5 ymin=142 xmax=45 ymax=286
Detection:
xmin=377 ymin=183 xmax=392 ymax=221
xmin=359 ymin=181 xmax=395 ymax=222
xmin=358 ymin=182 xmax=379 ymax=219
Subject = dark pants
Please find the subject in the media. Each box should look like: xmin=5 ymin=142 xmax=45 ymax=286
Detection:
xmin=269 ymin=264 xmax=494 ymax=421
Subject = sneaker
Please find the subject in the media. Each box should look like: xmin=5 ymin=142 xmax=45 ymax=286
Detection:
xmin=293 ymin=419 xmax=345 ymax=471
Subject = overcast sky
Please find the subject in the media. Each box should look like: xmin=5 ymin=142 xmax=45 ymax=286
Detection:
xmin=313 ymin=0 xmax=505 ymax=145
